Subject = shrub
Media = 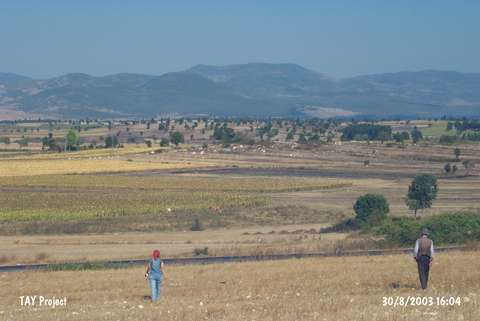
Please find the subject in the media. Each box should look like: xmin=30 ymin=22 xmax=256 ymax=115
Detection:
xmin=353 ymin=194 xmax=389 ymax=228
xmin=375 ymin=217 xmax=421 ymax=245
xmin=393 ymin=131 xmax=410 ymax=143
xmin=423 ymin=212 xmax=480 ymax=244
xmin=439 ymin=135 xmax=457 ymax=145
xmin=169 ymin=131 xmax=184 ymax=146
xmin=376 ymin=212 xmax=480 ymax=246
xmin=320 ymin=218 xmax=360 ymax=233
xmin=190 ymin=218 xmax=204 ymax=231
xmin=193 ymin=247 xmax=209 ymax=256
xmin=160 ymin=138 xmax=170 ymax=147
xmin=35 ymin=252 xmax=48 ymax=262
xmin=105 ymin=136 xmax=119 ymax=148
xmin=0 ymin=137 xmax=11 ymax=144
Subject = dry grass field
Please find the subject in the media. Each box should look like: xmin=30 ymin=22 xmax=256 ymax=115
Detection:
xmin=0 ymin=224 xmax=349 ymax=264
xmin=1 ymin=251 xmax=478 ymax=321
xmin=273 ymin=177 xmax=480 ymax=218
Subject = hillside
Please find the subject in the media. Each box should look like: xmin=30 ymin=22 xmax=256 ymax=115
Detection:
xmin=1 ymin=64 xmax=480 ymax=119
xmin=0 ymin=72 xmax=32 ymax=86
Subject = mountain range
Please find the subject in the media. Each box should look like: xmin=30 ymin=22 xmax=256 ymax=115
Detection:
xmin=1 ymin=63 xmax=480 ymax=119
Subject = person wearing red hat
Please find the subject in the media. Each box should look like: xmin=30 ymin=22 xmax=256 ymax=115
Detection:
xmin=145 ymin=249 xmax=165 ymax=301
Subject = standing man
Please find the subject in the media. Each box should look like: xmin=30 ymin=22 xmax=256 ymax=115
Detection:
xmin=413 ymin=228 xmax=434 ymax=290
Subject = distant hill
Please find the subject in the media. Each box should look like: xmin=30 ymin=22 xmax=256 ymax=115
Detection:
xmin=0 ymin=72 xmax=32 ymax=86
xmin=337 ymin=70 xmax=480 ymax=116
xmin=186 ymin=63 xmax=336 ymax=98
xmin=1 ymin=64 xmax=479 ymax=119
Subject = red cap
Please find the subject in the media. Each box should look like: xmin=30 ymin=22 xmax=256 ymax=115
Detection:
xmin=152 ymin=249 xmax=160 ymax=259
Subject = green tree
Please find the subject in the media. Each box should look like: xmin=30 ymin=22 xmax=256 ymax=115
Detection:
xmin=393 ymin=131 xmax=410 ymax=143
xmin=444 ymin=163 xmax=451 ymax=174
xmin=105 ymin=136 xmax=119 ymax=148
xmin=406 ymin=174 xmax=438 ymax=218
xmin=353 ymin=194 xmax=389 ymax=227
xmin=66 ymin=129 xmax=78 ymax=151
xmin=160 ymin=138 xmax=170 ymax=147
xmin=41 ymin=133 xmax=56 ymax=150
xmin=190 ymin=218 xmax=204 ymax=231
xmin=454 ymin=147 xmax=461 ymax=161
xmin=297 ymin=133 xmax=308 ymax=144
xmin=411 ymin=126 xmax=423 ymax=143
xmin=452 ymin=164 xmax=458 ymax=174
xmin=169 ymin=131 xmax=184 ymax=146
xmin=285 ymin=131 xmax=294 ymax=141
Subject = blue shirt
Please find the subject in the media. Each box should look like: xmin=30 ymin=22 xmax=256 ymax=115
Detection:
xmin=149 ymin=258 xmax=163 ymax=280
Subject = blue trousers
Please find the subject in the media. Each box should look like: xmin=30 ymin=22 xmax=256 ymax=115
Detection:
xmin=149 ymin=277 xmax=163 ymax=301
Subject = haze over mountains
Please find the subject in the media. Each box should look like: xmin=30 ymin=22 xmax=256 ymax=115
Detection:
xmin=1 ymin=63 xmax=479 ymax=119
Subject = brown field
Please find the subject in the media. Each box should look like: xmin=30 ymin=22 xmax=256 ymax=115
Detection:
xmin=0 ymin=223 xmax=350 ymax=264
xmin=1 ymin=134 xmax=480 ymax=262
xmin=1 ymin=251 xmax=478 ymax=321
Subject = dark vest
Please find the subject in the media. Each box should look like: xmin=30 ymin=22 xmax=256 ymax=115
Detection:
xmin=417 ymin=237 xmax=432 ymax=257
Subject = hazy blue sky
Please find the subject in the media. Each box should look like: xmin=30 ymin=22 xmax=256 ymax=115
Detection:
xmin=1 ymin=0 xmax=479 ymax=79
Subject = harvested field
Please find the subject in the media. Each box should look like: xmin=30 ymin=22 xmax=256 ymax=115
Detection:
xmin=0 ymin=223 xmax=347 ymax=264
xmin=0 ymin=158 xmax=213 ymax=176
xmin=1 ymin=251 xmax=478 ymax=321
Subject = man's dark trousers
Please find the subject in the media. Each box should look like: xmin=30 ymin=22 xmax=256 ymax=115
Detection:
xmin=417 ymin=255 xmax=431 ymax=289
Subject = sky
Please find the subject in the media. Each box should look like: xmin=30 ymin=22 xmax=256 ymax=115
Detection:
xmin=1 ymin=0 xmax=479 ymax=79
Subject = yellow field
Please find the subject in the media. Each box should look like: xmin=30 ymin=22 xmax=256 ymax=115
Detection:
xmin=0 ymin=174 xmax=351 ymax=192
xmin=1 ymin=251 xmax=478 ymax=321
xmin=1 ymin=146 xmax=159 ymax=160
xmin=0 ymin=145 xmax=220 ymax=176
xmin=0 ymin=159 xmax=213 ymax=176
